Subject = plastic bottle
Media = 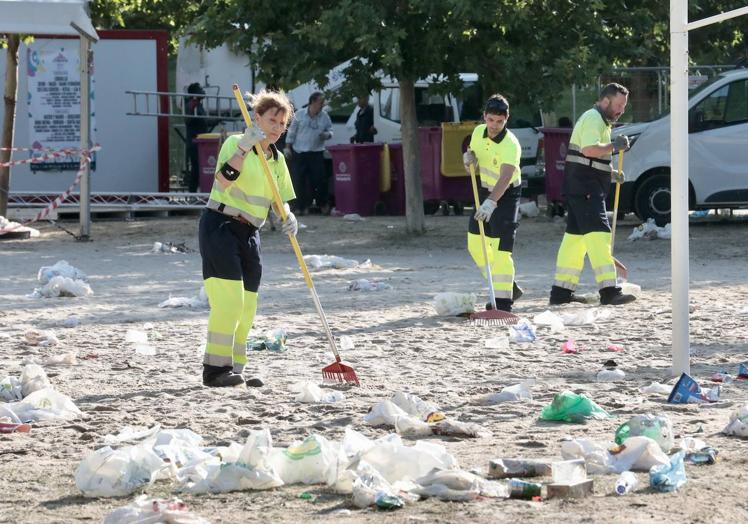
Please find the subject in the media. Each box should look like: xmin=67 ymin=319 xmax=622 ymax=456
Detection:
xmin=615 ymin=471 xmax=638 ymax=495
xmin=508 ymin=479 xmax=542 ymax=499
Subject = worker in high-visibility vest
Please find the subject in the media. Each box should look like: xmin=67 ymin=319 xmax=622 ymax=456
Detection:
xmin=463 ymin=94 xmax=523 ymax=312
xmin=549 ymin=83 xmax=634 ymax=306
xmin=199 ymin=90 xmax=297 ymax=388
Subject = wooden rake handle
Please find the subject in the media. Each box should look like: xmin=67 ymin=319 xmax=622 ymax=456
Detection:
xmin=611 ymin=150 xmax=624 ymax=253
xmin=231 ymin=84 xmax=341 ymax=360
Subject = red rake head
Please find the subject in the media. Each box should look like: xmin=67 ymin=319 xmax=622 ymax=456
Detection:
xmin=468 ymin=309 xmax=520 ymax=326
xmin=322 ymin=361 xmax=360 ymax=386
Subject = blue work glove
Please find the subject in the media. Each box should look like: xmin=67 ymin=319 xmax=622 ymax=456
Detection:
xmin=474 ymin=198 xmax=497 ymax=222
xmin=238 ymin=126 xmax=266 ymax=152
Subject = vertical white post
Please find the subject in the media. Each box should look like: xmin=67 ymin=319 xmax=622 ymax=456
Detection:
xmin=670 ymin=0 xmax=690 ymax=376
xmin=79 ymin=36 xmax=91 ymax=240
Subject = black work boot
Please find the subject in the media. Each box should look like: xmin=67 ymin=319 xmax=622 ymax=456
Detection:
xmin=512 ymin=282 xmax=524 ymax=302
xmin=485 ymin=298 xmax=513 ymax=312
xmin=202 ymin=365 xmax=244 ymax=387
xmin=599 ymin=286 xmax=636 ymax=306
xmin=549 ymin=285 xmax=587 ymax=305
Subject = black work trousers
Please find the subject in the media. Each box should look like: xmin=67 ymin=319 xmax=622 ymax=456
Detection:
xmin=291 ymin=151 xmax=327 ymax=211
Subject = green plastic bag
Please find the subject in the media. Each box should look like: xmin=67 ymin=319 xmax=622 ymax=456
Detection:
xmin=540 ymin=391 xmax=610 ymax=422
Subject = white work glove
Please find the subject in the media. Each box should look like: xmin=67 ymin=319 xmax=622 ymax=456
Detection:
xmin=463 ymin=150 xmax=477 ymax=171
xmin=238 ymin=126 xmax=266 ymax=152
xmin=279 ymin=204 xmax=298 ymax=236
xmin=612 ymin=134 xmax=630 ymax=153
xmin=474 ymin=198 xmax=497 ymax=222
xmin=612 ymin=169 xmax=625 ymax=184
xmin=318 ymin=131 xmax=332 ymax=140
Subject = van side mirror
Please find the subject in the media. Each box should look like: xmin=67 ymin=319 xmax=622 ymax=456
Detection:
xmin=689 ymin=109 xmax=704 ymax=132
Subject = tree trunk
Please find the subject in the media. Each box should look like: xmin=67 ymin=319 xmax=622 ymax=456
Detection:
xmin=399 ymin=79 xmax=424 ymax=234
xmin=1 ymin=34 xmax=20 ymax=218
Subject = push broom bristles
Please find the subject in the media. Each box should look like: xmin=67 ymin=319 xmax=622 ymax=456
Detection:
xmin=322 ymin=358 xmax=360 ymax=385
xmin=469 ymin=310 xmax=521 ymax=326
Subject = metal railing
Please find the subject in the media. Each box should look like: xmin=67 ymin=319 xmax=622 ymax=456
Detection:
xmin=126 ymin=90 xmax=244 ymax=121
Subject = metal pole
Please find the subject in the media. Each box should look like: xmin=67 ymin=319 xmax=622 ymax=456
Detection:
xmin=670 ymin=0 xmax=690 ymax=376
xmin=79 ymin=36 xmax=92 ymax=240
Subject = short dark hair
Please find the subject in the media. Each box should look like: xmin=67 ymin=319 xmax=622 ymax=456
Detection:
xmin=484 ymin=94 xmax=509 ymax=116
xmin=187 ymin=82 xmax=204 ymax=95
xmin=599 ymin=83 xmax=629 ymax=100
xmin=309 ymin=91 xmax=324 ymax=104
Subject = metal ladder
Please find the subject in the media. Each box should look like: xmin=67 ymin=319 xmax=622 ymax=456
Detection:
xmin=125 ymin=90 xmax=245 ymax=121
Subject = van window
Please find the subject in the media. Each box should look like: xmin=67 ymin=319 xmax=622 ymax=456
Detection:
xmin=415 ymin=87 xmax=453 ymax=125
xmin=328 ymin=101 xmax=356 ymax=124
xmin=379 ymin=88 xmax=399 ymax=123
xmin=691 ymin=79 xmax=748 ymax=131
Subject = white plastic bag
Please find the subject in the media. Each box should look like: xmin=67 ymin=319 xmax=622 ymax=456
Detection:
xmin=359 ymin=434 xmax=457 ymax=483
xmin=559 ymin=308 xmax=611 ymax=326
xmin=723 ymin=403 xmax=748 ymax=438
xmin=23 ymin=329 xmax=59 ymax=346
xmin=432 ymin=292 xmax=476 ymax=316
xmin=597 ymin=369 xmax=626 ymax=382
xmin=291 ymin=382 xmax=345 ymax=403
xmin=303 ymin=254 xmax=365 ymax=271
xmin=76 ymin=442 xmax=167 ymax=497
xmin=38 ymin=260 xmax=87 ymax=284
xmin=8 ymin=387 xmax=82 ymax=422
xmin=103 ymin=495 xmax=211 ymax=524
xmin=268 ymin=434 xmax=344 ymax=486
xmin=0 ymin=376 xmax=23 ymax=401
xmin=478 ymin=381 xmax=533 ymax=405
xmin=45 ymin=352 xmax=77 ymax=366
xmin=610 ymin=436 xmax=670 ymax=472
xmin=351 ymin=461 xmax=397 ymax=508
xmin=347 ymin=279 xmax=392 ymax=291
xmin=518 ymin=201 xmax=540 ymax=218
xmin=158 ymin=287 xmax=209 ymax=308
xmin=640 ymin=382 xmax=672 ymax=395
xmin=364 ymin=399 xmax=409 ymax=426
xmin=390 ymin=391 xmax=439 ymax=421
xmin=394 ymin=415 xmax=432 ymax=437
xmin=560 ymin=438 xmax=613 ymax=475
xmin=31 ymin=275 xmax=93 ymax=298
xmin=533 ymin=310 xmax=565 ymax=332
xmin=21 ymin=364 xmax=51 ymax=397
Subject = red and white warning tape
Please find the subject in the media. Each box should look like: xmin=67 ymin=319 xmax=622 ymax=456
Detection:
xmin=0 ymin=145 xmax=102 ymax=235
xmin=0 ymin=145 xmax=99 ymax=168
xmin=0 ymin=146 xmax=79 ymax=152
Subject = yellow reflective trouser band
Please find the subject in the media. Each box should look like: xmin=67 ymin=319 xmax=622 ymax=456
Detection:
xmin=203 ymin=277 xmax=243 ymax=368
xmin=467 ymin=233 xmax=514 ymax=299
xmin=207 ymin=198 xmax=266 ymax=229
xmin=584 ymin=231 xmax=617 ymax=289
xmin=231 ymin=291 xmax=258 ymax=373
xmin=554 ymin=233 xmax=586 ymax=291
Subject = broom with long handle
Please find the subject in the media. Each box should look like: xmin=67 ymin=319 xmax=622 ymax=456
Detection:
xmin=467 ymin=161 xmax=520 ymax=326
xmin=611 ymin=150 xmax=628 ymax=281
xmin=232 ymin=84 xmax=358 ymax=385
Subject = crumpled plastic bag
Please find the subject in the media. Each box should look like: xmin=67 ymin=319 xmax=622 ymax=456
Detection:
xmin=431 ymin=419 xmax=488 ymax=438
xmin=23 ymin=329 xmax=59 ymax=346
xmin=30 ymin=275 xmax=93 ymax=298
xmin=559 ymin=308 xmax=611 ymax=326
xmin=21 ymin=364 xmax=51 ymax=397
xmin=103 ymin=495 xmax=210 ymax=524
xmin=0 ymin=376 xmax=23 ymax=402
xmin=158 ymin=287 xmax=209 ymax=308
xmin=609 ymin=436 xmax=670 ymax=472
xmin=348 ymin=279 xmax=392 ymax=291
xmin=0 ymin=215 xmax=40 ymax=237
xmin=432 ymin=292 xmax=476 ymax=316
xmin=477 ymin=381 xmax=533 ymax=405
xmin=628 ymin=219 xmax=671 ymax=241
xmin=45 ymin=352 xmax=78 ymax=366
xmin=391 ymin=391 xmax=440 ymax=421
xmin=413 ymin=468 xmax=507 ymax=501
xmin=723 ymin=403 xmax=748 ymax=438
xmin=533 ymin=310 xmax=565 ymax=332
xmin=268 ymin=434 xmax=345 ymax=485
xmin=76 ymin=441 xmax=168 ymax=497
xmin=560 ymin=438 xmax=614 ymax=475
xmin=518 ymin=201 xmax=540 ymax=218
xmin=358 ymin=434 xmax=458 ymax=484
xmin=615 ymin=414 xmax=674 ymax=453
xmin=291 ymin=382 xmax=345 ymax=403
xmin=650 ymin=451 xmax=687 ymax=492
xmin=151 ymin=241 xmax=192 ymax=254
xmin=247 ymin=328 xmax=287 ymax=352
xmin=177 ymin=429 xmax=283 ymax=494
xmin=540 ymin=391 xmax=610 ymax=422
xmin=509 ymin=319 xmax=536 ymax=342
xmin=6 ymin=387 xmax=83 ymax=422
xmin=351 ymin=461 xmax=400 ymax=509
xmin=640 ymin=382 xmax=673 ymax=395
xmin=38 ymin=260 xmax=87 ymax=284
xmin=597 ymin=368 xmax=626 ymax=382
xmin=364 ymin=400 xmax=409 ymax=426
xmin=304 ymin=254 xmax=370 ymax=271
xmin=103 ymin=425 xmax=162 ymax=446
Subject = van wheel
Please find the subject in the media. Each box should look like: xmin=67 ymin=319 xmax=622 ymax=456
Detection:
xmin=635 ymin=174 xmax=671 ymax=226
xmin=452 ymin=202 xmax=464 ymax=216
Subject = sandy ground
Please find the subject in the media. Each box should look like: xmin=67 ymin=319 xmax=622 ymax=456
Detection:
xmin=1 ymin=210 xmax=748 ymax=523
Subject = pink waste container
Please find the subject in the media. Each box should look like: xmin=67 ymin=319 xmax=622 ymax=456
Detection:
xmin=328 ymin=143 xmax=383 ymax=216
xmin=194 ymin=134 xmax=221 ymax=192
xmin=539 ymin=127 xmax=572 ymax=215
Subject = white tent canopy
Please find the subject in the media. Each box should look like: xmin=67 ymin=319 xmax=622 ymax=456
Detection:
xmin=0 ymin=0 xmax=98 ymax=41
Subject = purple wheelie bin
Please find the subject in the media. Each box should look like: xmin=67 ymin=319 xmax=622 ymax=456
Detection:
xmin=328 ymin=143 xmax=383 ymax=216
xmin=539 ymin=127 xmax=572 ymax=217
xmin=383 ymin=143 xmax=406 ymax=215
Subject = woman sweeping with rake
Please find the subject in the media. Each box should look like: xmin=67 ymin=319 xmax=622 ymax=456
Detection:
xmin=199 ymin=90 xmax=298 ymax=388
xmin=463 ymin=94 xmax=523 ymax=321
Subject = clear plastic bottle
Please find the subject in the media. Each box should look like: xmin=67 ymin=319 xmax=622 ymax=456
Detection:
xmin=615 ymin=471 xmax=638 ymax=495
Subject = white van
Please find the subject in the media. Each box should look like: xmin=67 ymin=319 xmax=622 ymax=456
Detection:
xmin=613 ymin=68 xmax=748 ymax=225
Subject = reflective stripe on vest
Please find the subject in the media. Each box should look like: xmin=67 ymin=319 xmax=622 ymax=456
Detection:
xmin=566 ymin=144 xmax=612 ymax=175
xmin=207 ymin=198 xmax=266 ymax=228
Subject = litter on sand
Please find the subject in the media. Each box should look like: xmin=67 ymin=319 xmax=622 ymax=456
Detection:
xmin=518 ymin=201 xmax=540 ymax=218
xmin=158 ymin=287 xmax=209 ymax=308
xmin=668 ymin=373 xmax=721 ymax=404
xmin=640 ymin=382 xmax=672 ymax=395
xmin=723 ymin=404 xmax=748 ymax=438
xmin=533 ymin=310 xmax=565 ymax=332
xmin=0 ymin=215 xmax=40 ymax=237
xmin=291 ymin=382 xmax=346 ymax=403
xmin=151 ymin=241 xmax=192 ymax=254
xmin=342 ymin=213 xmax=365 ymax=222
xmin=248 ymin=328 xmax=288 ymax=352
xmin=347 ymin=279 xmax=392 ymax=291
xmin=103 ymin=495 xmax=210 ymax=524
xmin=561 ymin=436 xmax=669 ymax=474
xmin=477 ymin=381 xmax=533 ymax=405
xmin=628 ymin=219 xmax=671 ymax=241
xmin=303 ymin=255 xmax=371 ymax=271
xmin=540 ymin=391 xmax=610 ymax=423
xmin=615 ymin=414 xmax=674 ymax=453
xmin=37 ymin=260 xmax=87 ymax=283
xmin=649 ymin=451 xmax=687 ymax=492
xmin=23 ymin=329 xmax=59 ymax=346
xmin=509 ymin=319 xmax=536 ymax=342
xmin=29 ymin=276 xmax=93 ymax=298
xmin=126 ymin=330 xmax=157 ymax=356
xmin=596 ymin=368 xmax=626 ymax=382
xmin=432 ymin=292 xmax=476 ymax=316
